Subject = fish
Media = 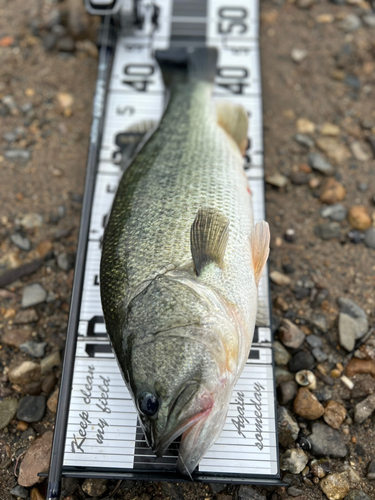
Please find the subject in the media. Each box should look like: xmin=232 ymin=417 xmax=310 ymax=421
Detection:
xmin=100 ymin=47 xmax=270 ymax=475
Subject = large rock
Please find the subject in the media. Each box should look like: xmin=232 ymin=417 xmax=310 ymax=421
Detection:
xmin=307 ymin=422 xmax=348 ymax=458
xmin=278 ymin=406 xmax=299 ymax=447
xmin=18 ymin=431 xmax=53 ymax=487
xmin=0 ymin=398 xmax=18 ymax=430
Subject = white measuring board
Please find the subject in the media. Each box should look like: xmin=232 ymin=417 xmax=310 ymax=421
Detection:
xmin=64 ymin=0 xmax=279 ymax=481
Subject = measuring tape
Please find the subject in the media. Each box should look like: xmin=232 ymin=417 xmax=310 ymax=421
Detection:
xmin=59 ymin=0 xmax=280 ymax=484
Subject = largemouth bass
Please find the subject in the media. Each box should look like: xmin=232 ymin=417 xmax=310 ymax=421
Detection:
xmin=100 ymin=47 xmax=270 ymax=475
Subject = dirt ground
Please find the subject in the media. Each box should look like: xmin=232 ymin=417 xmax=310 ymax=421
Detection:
xmin=0 ymin=0 xmax=375 ymax=499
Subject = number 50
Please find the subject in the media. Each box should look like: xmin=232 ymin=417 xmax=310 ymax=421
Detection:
xmin=218 ymin=7 xmax=248 ymax=35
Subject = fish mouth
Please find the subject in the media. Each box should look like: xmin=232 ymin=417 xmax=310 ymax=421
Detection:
xmin=152 ymin=385 xmax=214 ymax=457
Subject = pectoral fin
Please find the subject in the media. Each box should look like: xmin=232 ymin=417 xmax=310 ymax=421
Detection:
xmin=250 ymin=221 xmax=270 ymax=287
xmin=191 ymin=208 xmax=230 ymax=276
xmin=216 ymin=101 xmax=249 ymax=155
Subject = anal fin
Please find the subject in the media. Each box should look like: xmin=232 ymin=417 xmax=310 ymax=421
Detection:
xmin=191 ymin=208 xmax=230 ymax=276
xmin=250 ymin=221 xmax=270 ymax=287
xmin=216 ymin=101 xmax=249 ymax=155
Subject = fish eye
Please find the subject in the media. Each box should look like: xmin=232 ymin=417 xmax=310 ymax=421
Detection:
xmin=137 ymin=391 xmax=159 ymax=417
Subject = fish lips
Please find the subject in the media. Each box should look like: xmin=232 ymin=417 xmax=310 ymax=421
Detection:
xmin=141 ymin=382 xmax=214 ymax=459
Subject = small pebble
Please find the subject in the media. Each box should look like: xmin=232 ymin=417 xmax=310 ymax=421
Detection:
xmin=348 ymin=206 xmax=371 ymax=231
xmin=367 ymin=459 xmax=375 ymax=480
xmin=266 ymin=173 xmax=288 ymax=188
xmin=270 ymin=271 xmax=291 ymax=286
xmin=278 ymin=380 xmax=298 ymax=405
xmin=354 ymin=394 xmax=375 ymax=423
xmin=9 ymin=485 xmax=29 ymax=499
xmin=324 ymin=400 xmax=347 ymax=429
xmin=284 ymin=228 xmax=296 ymax=242
xmin=8 ymin=361 xmax=41 ymax=385
xmin=345 ymin=75 xmax=361 ymax=91
xmin=294 ymin=133 xmax=314 ymax=148
xmin=21 ymin=283 xmax=47 ymax=308
xmin=291 ymin=48 xmax=308 ymax=63
xmin=348 ymin=230 xmax=364 ymax=244
xmin=312 ymin=347 xmax=328 ymax=362
xmin=363 ymin=14 xmax=375 ymax=28
xmin=350 ymin=142 xmax=370 ymax=162
xmin=338 ymin=14 xmax=362 ymax=32
xmin=364 ymin=228 xmax=375 ymax=249
xmin=17 ymin=395 xmax=46 ymax=423
xmin=5 ymin=149 xmax=31 ymax=162
xmin=41 ymin=350 xmax=61 ymax=375
xmin=320 ymin=123 xmax=340 ymax=136
xmin=278 ymin=319 xmax=305 ymax=349
xmin=314 ymin=222 xmax=341 ymax=240
xmin=278 ymin=406 xmax=300 ymax=447
xmin=320 ymin=178 xmax=346 ymax=205
xmin=320 ymin=203 xmax=347 ymax=221
xmin=308 ymin=152 xmax=334 ymax=175
xmin=81 ymin=478 xmax=108 ymax=497
xmin=297 ymin=118 xmax=315 ymax=134
xmin=345 ymin=491 xmax=371 ymax=500
xmin=2 ymin=329 xmax=31 ymax=348
xmin=293 ymin=387 xmax=325 ymax=420
xmin=20 ymin=341 xmax=47 ymax=358
xmin=274 ymin=340 xmax=291 ymax=366
xmin=10 ymin=233 xmax=31 ymax=251
xmin=0 ymin=398 xmax=18 ymax=430
xmin=280 ymin=448 xmax=308 ymax=474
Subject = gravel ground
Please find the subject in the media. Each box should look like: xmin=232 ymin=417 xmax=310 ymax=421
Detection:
xmin=1 ymin=1 xmax=375 ymax=499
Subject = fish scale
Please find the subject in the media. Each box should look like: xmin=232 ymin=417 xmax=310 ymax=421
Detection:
xmin=101 ymin=81 xmax=255 ymax=343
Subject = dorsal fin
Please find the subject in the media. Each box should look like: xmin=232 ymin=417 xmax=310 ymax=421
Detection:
xmin=216 ymin=101 xmax=249 ymax=154
xmin=190 ymin=208 xmax=230 ymax=276
xmin=250 ymin=221 xmax=270 ymax=287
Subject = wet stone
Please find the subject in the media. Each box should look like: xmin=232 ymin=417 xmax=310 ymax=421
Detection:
xmin=18 ymin=430 xmax=53 ymax=487
xmin=278 ymin=406 xmax=299 ymax=447
xmin=354 ymin=394 xmax=375 ymax=423
xmin=364 ymin=228 xmax=375 ymax=249
xmin=280 ymin=448 xmax=308 ymax=474
xmin=10 ymin=485 xmax=29 ymax=498
xmin=307 ymin=422 xmax=348 ymax=458
xmin=0 ymin=398 xmax=18 ymax=430
xmin=278 ymin=380 xmax=298 ymax=405
xmin=320 ymin=203 xmax=347 ymax=221
xmin=314 ymin=222 xmax=341 ymax=240
xmin=274 ymin=340 xmax=291 ymax=366
xmin=308 ymin=152 xmax=334 ymax=175
xmin=20 ymin=341 xmax=47 ymax=358
xmin=11 ymin=233 xmax=31 ymax=251
xmin=17 ymin=395 xmax=46 ymax=423
xmin=289 ymin=351 xmax=315 ymax=372
xmin=294 ymin=388 xmax=324 ymax=420
xmin=22 ymin=283 xmax=47 ymax=308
